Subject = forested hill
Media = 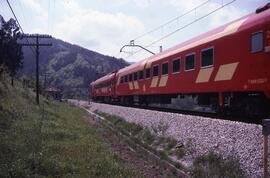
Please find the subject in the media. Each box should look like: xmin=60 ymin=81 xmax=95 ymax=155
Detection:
xmin=19 ymin=37 xmax=129 ymax=98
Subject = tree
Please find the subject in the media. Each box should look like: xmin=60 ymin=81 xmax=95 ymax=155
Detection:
xmin=0 ymin=15 xmax=23 ymax=85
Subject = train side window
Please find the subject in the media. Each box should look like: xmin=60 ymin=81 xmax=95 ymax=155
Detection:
xmin=139 ymin=70 xmax=144 ymax=80
xmin=153 ymin=65 xmax=159 ymax=77
xmin=251 ymin=32 xmax=263 ymax=53
xmin=185 ymin=53 xmax=195 ymax=71
xmin=129 ymin=74 xmax=133 ymax=81
xmin=162 ymin=62 xmax=168 ymax=75
xmin=146 ymin=68 xmax=151 ymax=78
xmin=201 ymin=47 xmax=214 ymax=68
xmin=134 ymin=72 xmax=138 ymax=81
xmin=172 ymin=58 xmax=180 ymax=73
xmin=124 ymin=75 xmax=128 ymax=83
xmin=120 ymin=76 xmax=123 ymax=84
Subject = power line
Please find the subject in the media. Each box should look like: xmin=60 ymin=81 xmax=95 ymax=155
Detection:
xmin=6 ymin=0 xmax=35 ymax=54
xmin=19 ymin=34 xmax=52 ymax=105
xmin=16 ymin=0 xmax=27 ymax=25
xmin=17 ymin=0 xmax=30 ymax=33
xmin=126 ymin=0 xmax=236 ymax=59
xmin=6 ymin=0 xmax=24 ymax=32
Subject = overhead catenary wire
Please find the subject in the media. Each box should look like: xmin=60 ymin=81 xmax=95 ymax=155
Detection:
xmin=132 ymin=0 xmax=211 ymax=41
xmin=125 ymin=0 xmax=236 ymax=59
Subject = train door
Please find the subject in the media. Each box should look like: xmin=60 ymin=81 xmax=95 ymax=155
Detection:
xmin=111 ymin=73 xmax=117 ymax=99
xmin=266 ymin=23 xmax=270 ymax=98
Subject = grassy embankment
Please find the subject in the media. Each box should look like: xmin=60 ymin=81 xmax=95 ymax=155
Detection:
xmin=96 ymin=111 xmax=246 ymax=178
xmin=0 ymin=79 xmax=139 ymax=177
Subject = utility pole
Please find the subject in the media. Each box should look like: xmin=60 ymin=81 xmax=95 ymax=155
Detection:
xmin=19 ymin=34 xmax=52 ymax=105
xmin=43 ymin=72 xmax=51 ymax=99
xmin=43 ymin=72 xmax=51 ymax=90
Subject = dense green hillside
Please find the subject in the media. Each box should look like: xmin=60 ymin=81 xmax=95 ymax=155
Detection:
xmin=20 ymin=37 xmax=129 ymax=98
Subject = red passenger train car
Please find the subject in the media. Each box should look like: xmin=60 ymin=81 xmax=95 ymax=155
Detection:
xmin=91 ymin=72 xmax=117 ymax=103
xmin=91 ymin=4 xmax=270 ymax=117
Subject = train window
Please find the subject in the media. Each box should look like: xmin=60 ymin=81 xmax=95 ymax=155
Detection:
xmin=201 ymin=47 xmax=214 ymax=68
xmin=251 ymin=32 xmax=263 ymax=53
xmin=124 ymin=75 xmax=128 ymax=83
xmin=172 ymin=58 xmax=180 ymax=73
xmin=139 ymin=70 xmax=144 ymax=80
xmin=162 ymin=62 xmax=168 ymax=75
xmin=146 ymin=68 xmax=151 ymax=78
xmin=129 ymin=74 xmax=133 ymax=81
xmin=120 ymin=76 xmax=124 ymax=84
xmin=153 ymin=65 xmax=159 ymax=77
xmin=134 ymin=72 xmax=138 ymax=81
xmin=185 ymin=53 xmax=195 ymax=71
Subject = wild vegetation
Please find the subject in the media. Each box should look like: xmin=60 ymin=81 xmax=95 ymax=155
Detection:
xmin=95 ymin=112 xmax=187 ymax=170
xmin=0 ymin=15 xmax=23 ymax=85
xmin=1 ymin=14 xmax=128 ymax=99
xmin=0 ymin=78 xmax=140 ymax=177
xmin=20 ymin=37 xmax=129 ymax=98
xmin=190 ymin=151 xmax=245 ymax=178
xmin=95 ymin=111 xmax=246 ymax=178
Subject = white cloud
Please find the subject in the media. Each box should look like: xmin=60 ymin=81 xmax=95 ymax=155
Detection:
xmin=167 ymin=0 xmax=247 ymax=28
xmin=108 ymin=0 xmax=153 ymax=8
xmin=21 ymin=0 xmax=41 ymax=11
xmin=53 ymin=1 xmax=145 ymax=57
xmin=16 ymin=0 xmax=252 ymax=62
xmin=208 ymin=5 xmax=248 ymax=28
xmin=21 ymin=0 xmax=47 ymax=18
xmin=21 ymin=0 xmax=48 ymax=33
xmin=169 ymin=0 xmax=206 ymax=12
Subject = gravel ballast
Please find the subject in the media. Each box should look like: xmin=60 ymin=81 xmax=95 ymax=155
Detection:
xmin=75 ymin=101 xmax=263 ymax=177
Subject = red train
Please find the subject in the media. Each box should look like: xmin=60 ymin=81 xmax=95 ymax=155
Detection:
xmin=91 ymin=4 xmax=270 ymax=117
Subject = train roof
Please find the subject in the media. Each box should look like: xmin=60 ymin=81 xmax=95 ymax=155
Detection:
xmin=91 ymin=72 xmax=115 ymax=85
xmin=117 ymin=58 xmax=148 ymax=76
xmin=118 ymin=7 xmax=270 ymax=75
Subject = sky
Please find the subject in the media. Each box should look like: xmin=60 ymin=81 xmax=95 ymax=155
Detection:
xmin=0 ymin=0 xmax=268 ymax=62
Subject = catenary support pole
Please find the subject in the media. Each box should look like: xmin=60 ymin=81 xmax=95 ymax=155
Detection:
xmin=262 ymin=119 xmax=270 ymax=178
xmin=264 ymin=135 xmax=268 ymax=178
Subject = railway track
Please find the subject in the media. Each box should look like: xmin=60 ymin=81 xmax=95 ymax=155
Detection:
xmin=71 ymin=100 xmax=263 ymax=177
xmin=98 ymin=101 xmax=263 ymax=125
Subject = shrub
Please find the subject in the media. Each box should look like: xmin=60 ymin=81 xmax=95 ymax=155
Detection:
xmin=142 ymin=130 xmax=155 ymax=145
xmin=175 ymin=148 xmax=185 ymax=159
xmin=165 ymin=138 xmax=177 ymax=151
xmin=191 ymin=151 xmax=246 ymax=178
xmin=151 ymin=121 xmax=169 ymax=136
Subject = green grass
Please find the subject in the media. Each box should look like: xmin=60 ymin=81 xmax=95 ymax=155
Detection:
xmin=165 ymin=138 xmax=177 ymax=151
xmin=0 ymin=79 xmax=140 ymax=178
xmin=190 ymin=151 xmax=246 ymax=178
xmin=95 ymin=112 xmax=187 ymax=171
xmin=95 ymin=108 xmax=247 ymax=177
xmin=96 ymin=112 xmax=155 ymax=145
xmin=175 ymin=148 xmax=185 ymax=159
